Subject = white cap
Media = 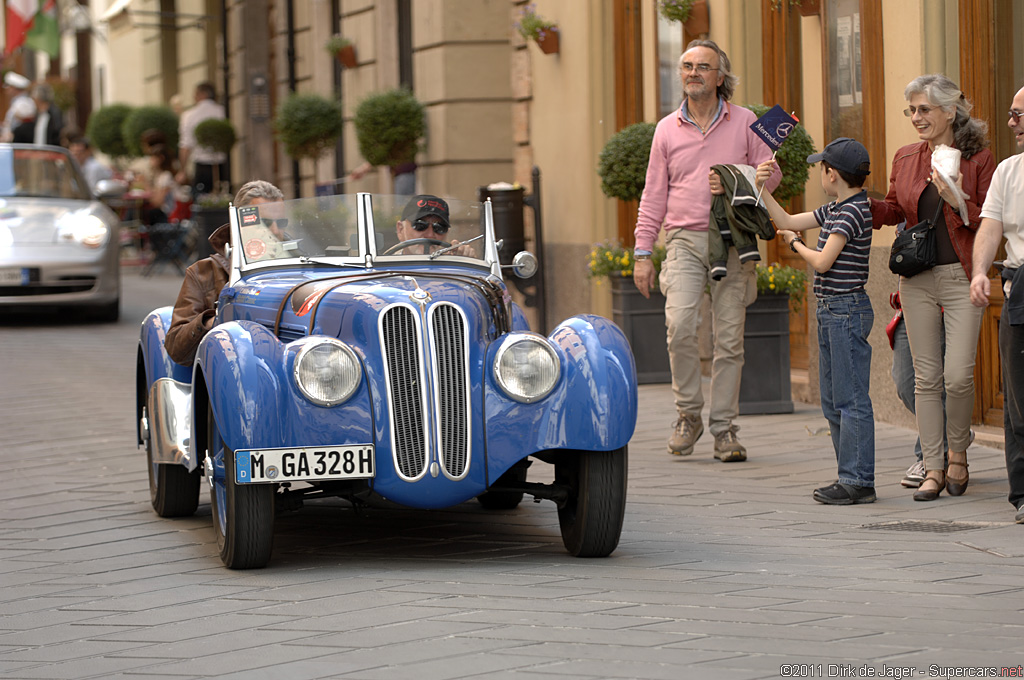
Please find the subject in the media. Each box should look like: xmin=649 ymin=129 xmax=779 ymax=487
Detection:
xmin=4 ymin=72 xmax=31 ymax=89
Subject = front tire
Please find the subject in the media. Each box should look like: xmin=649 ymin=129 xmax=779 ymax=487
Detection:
xmin=555 ymin=447 xmax=627 ymax=557
xmin=207 ymin=405 xmax=274 ymax=569
xmin=144 ymin=404 xmax=199 ymax=517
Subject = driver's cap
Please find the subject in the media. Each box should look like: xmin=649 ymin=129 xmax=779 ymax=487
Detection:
xmin=401 ymin=195 xmax=450 ymax=229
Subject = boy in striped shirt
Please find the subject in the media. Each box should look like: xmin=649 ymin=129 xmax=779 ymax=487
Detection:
xmin=755 ymin=137 xmax=876 ymax=505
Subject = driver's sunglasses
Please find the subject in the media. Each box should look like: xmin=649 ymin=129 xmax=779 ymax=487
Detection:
xmin=412 ymin=219 xmax=449 ymax=234
xmin=262 ymin=217 xmax=289 ymax=229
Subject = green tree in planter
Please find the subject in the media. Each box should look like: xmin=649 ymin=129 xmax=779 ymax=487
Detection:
xmin=195 ymin=118 xmax=237 ymax=194
xmin=86 ymin=103 xmax=133 ymax=161
xmin=744 ymin=104 xmax=816 ymax=203
xmin=273 ymin=93 xmax=343 ymax=162
xmin=354 ymin=88 xmax=425 ymax=170
xmin=122 ymin=105 xmax=179 ymax=157
xmin=597 ymin=122 xmax=656 ymax=202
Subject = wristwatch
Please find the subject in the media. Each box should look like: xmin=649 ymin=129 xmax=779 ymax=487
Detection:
xmin=789 ymin=237 xmax=803 ymax=253
xmin=635 ymin=254 xmax=652 ymax=261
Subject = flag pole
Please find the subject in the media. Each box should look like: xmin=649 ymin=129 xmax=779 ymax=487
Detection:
xmin=754 ymin=149 xmax=778 ymax=208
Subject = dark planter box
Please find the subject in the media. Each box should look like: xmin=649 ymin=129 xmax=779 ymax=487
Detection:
xmin=191 ymin=206 xmax=230 ymax=260
xmin=739 ymin=293 xmax=793 ymax=415
xmin=609 ymin=274 xmax=670 ymax=384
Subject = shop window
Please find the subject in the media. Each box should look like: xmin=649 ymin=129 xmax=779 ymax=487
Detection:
xmin=657 ymin=13 xmax=683 ymax=118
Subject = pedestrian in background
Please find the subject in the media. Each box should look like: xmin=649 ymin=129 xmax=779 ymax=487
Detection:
xmin=632 ymin=39 xmax=780 ymax=462
xmin=756 ymin=138 xmax=876 ymax=505
xmin=1 ymin=71 xmax=33 ymax=142
xmin=177 ymin=81 xmax=228 ymax=196
xmin=871 ymin=74 xmax=994 ymax=502
xmin=67 ymin=135 xmax=113 ymax=192
xmin=970 ymin=85 xmax=1024 ymax=524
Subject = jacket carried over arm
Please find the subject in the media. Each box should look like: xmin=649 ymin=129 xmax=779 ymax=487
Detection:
xmin=708 ymin=164 xmax=776 ymax=279
xmin=870 ymin=141 xmax=995 ymax=278
xmin=164 ymin=225 xmax=231 ymax=366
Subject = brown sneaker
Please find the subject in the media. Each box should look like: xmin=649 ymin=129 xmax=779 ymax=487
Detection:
xmin=668 ymin=413 xmax=703 ymax=456
xmin=713 ymin=429 xmax=747 ymax=462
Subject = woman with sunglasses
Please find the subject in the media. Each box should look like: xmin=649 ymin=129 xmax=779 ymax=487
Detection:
xmin=871 ymin=74 xmax=995 ymax=502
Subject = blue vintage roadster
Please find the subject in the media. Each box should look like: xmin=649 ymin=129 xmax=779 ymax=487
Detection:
xmin=136 ymin=193 xmax=637 ymax=568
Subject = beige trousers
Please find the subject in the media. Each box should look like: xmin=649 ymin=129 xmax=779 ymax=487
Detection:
xmin=899 ymin=263 xmax=984 ymax=472
xmin=659 ymin=229 xmax=755 ymax=436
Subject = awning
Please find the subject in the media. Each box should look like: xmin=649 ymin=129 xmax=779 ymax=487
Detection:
xmin=100 ymin=0 xmax=135 ymax=22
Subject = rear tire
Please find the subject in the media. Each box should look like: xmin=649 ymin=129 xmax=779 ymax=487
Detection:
xmin=144 ymin=404 xmax=199 ymax=517
xmin=555 ymin=447 xmax=627 ymax=557
xmin=208 ymin=405 xmax=274 ymax=569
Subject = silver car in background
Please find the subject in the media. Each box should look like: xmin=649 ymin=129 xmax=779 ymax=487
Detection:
xmin=0 ymin=144 xmax=123 ymax=321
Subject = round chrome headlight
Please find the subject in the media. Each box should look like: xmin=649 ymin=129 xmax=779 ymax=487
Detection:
xmin=293 ymin=339 xmax=362 ymax=406
xmin=493 ymin=334 xmax=560 ymax=403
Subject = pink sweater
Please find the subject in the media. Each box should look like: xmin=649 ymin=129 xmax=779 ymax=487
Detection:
xmin=634 ymin=100 xmax=781 ymax=252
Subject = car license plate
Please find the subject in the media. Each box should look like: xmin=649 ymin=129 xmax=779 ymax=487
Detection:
xmin=0 ymin=268 xmax=26 ymax=286
xmin=234 ymin=445 xmax=375 ymax=484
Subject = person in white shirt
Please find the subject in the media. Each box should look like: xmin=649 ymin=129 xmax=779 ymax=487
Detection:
xmin=68 ymin=135 xmax=113 ymax=192
xmin=177 ymin=81 xmax=227 ymax=196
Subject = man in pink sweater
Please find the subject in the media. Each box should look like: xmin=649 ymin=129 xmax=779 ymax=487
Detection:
xmin=633 ymin=39 xmax=780 ymax=462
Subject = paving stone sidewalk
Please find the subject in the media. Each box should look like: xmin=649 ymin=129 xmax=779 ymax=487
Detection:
xmin=1 ymin=271 xmax=1022 ymax=680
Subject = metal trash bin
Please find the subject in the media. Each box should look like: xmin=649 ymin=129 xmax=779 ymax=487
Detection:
xmin=477 ymin=185 xmax=525 ymax=265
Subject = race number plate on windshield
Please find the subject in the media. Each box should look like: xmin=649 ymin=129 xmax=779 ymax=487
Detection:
xmin=234 ymin=446 xmax=375 ymax=484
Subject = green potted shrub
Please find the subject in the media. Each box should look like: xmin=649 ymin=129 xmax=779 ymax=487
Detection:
xmin=191 ymin=118 xmax=239 ymax=257
xmin=353 ymin=88 xmax=425 ymax=189
xmin=597 ymin=122 xmax=656 ymax=202
xmin=658 ymin=0 xmax=696 ymax=22
xmin=121 ymin=105 xmax=179 ymax=157
xmin=86 ymin=103 xmax=133 ymax=162
xmin=745 ymin=104 xmax=816 ymax=204
xmin=273 ymin=93 xmax=343 ymax=196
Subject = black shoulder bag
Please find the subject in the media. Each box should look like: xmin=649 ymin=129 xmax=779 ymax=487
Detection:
xmin=888 ymin=200 xmax=945 ymax=278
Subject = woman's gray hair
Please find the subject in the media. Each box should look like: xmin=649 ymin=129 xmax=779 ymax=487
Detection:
xmin=680 ymin=39 xmax=738 ymax=102
xmin=234 ymin=180 xmax=284 ymax=207
xmin=904 ymin=74 xmax=989 ymax=159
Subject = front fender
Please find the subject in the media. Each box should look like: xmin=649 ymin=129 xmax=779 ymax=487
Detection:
xmin=484 ymin=314 xmax=638 ymax=476
xmin=136 ymin=307 xmax=191 ymax=446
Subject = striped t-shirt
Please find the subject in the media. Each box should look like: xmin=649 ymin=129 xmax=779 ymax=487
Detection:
xmin=811 ymin=191 xmax=872 ymax=298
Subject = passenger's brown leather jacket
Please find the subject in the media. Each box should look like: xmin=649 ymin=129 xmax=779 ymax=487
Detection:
xmin=164 ymin=224 xmax=230 ymax=366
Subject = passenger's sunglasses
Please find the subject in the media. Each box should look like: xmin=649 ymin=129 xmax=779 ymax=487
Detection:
xmin=411 ymin=219 xmax=449 ymax=235
xmin=1009 ymin=110 xmax=1023 ymax=124
xmin=262 ymin=217 xmax=289 ymax=229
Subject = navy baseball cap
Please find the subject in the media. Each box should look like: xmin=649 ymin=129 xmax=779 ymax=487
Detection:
xmin=401 ymin=195 xmax=450 ymax=228
xmin=807 ymin=137 xmax=871 ymax=176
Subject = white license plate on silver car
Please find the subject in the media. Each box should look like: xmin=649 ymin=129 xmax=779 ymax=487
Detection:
xmin=0 ymin=268 xmax=26 ymax=286
xmin=234 ymin=446 xmax=375 ymax=484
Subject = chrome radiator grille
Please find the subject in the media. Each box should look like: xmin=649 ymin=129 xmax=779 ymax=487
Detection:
xmin=381 ymin=302 xmax=469 ymax=480
xmin=382 ymin=306 xmax=426 ymax=477
xmin=431 ymin=304 xmax=468 ymax=477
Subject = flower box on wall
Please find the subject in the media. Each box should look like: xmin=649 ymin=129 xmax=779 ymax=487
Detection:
xmin=684 ymin=1 xmax=709 ymax=35
xmin=336 ymin=44 xmax=358 ymax=68
xmin=536 ymin=27 xmax=560 ymax=55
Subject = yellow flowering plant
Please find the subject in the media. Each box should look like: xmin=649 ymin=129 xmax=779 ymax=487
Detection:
xmin=587 ymin=241 xmax=666 ymax=284
xmin=755 ymin=262 xmax=808 ymax=308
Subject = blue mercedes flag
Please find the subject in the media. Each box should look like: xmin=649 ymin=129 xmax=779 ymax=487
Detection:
xmin=750 ymin=105 xmax=798 ymax=151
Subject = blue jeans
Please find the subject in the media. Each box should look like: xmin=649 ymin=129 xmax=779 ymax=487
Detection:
xmin=818 ymin=290 xmax=875 ymax=487
xmin=891 ymin=317 xmax=947 ymax=462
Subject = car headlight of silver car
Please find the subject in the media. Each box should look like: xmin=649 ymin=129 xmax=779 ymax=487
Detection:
xmin=57 ymin=214 xmax=109 ymax=248
xmin=293 ymin=339 xmax=362 ymax=406
xmin=493 ymin=334 xmax=561 ymax=403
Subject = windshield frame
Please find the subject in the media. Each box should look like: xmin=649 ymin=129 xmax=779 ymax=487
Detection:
xmin=228 ymin=192 xmax=503 ymax=287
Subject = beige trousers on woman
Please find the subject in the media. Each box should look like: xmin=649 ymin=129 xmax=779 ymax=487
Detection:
xmin=899 ymin=263 xmax=984 ymax=473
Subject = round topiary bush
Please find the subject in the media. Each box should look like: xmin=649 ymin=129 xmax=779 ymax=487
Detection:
xmin=597 ymin=122 xmax=656 ymax=201
xmin=273 ymin=93 xmax=343 ymax=161
xmin=745 ymin=104 xmax=816 ymax=204
xmin=353 ymin=88 xmax=425 ymax=168
xmin=121 ymin=105 xmax=179 ymax=157
xmin=195 ymin=118 xmax=237 ymax=155
xmin=86 ymin=103 xmax=133 ymax=160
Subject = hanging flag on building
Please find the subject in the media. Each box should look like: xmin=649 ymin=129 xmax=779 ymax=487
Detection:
xmin=749 ymin=105 xmax=799 ymax=151
xmin=25 ymin=0 xmax=59 ymax=58
xmin=5 ymin=0 xmax=39 ymax=56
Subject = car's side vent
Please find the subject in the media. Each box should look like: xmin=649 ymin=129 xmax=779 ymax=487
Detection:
xmin=431 ymin=303 xmax=469 ymax=478
xmin=259 ymin=321 xmax=307 ymax=343
xmin=381 ymin=306 xmax=427 ymax=478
